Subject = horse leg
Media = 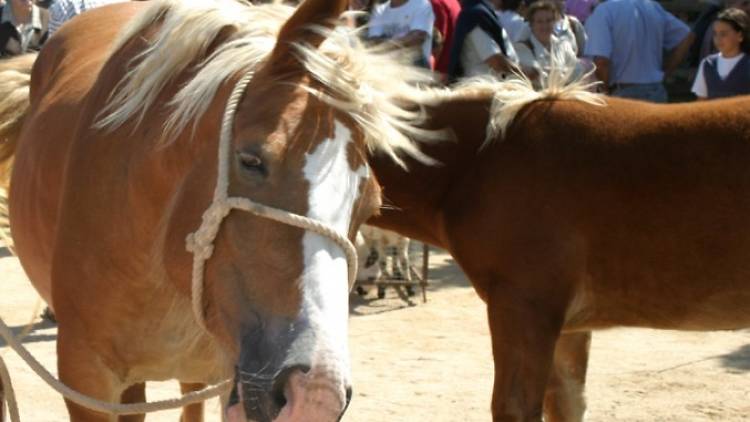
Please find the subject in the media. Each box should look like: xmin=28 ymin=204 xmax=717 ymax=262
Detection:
xmin=179 ymin=382 xmax=205 ymax=422
xmin=1 ymin=374 xmax=4 ymax=422
xmin=118 ymin=383 xmax=146 ymax=422
xmin=398 ymin=238 xmax=411 ymax=282
xmin=376 ymin=240 xmax=390 ymax=278
xmin=58 ymin=329 xmax=121 ymax=422
xmin=486 ymin=282 xmax=565 ymax=421
xmin=543 ymin=332 xmax=591 ymax=422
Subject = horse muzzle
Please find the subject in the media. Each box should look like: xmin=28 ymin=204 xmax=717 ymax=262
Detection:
xmin=226 ymin=319 xmax=352 ymax=422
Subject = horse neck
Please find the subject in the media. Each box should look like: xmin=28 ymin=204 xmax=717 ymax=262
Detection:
xmin=368 ymin=94 xmax=492 ymax=248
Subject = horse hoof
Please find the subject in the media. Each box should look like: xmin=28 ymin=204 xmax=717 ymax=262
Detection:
xmin=41 ymin=307 xmax=56 ymax=323
xmin=356 ymin=286 xmax=367 ymax=296
xmin=377 ymin=286 xmax=386 ymax=299
xmin=406 ymin=285 xmax=415 ymax=296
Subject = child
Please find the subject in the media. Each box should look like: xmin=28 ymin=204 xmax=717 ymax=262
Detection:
xmin=692 ymin=8 xmax=750 ymax=100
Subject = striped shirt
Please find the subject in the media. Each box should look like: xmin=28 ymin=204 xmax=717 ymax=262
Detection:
xmin=48 ymin=0 xmax=127 ymax=35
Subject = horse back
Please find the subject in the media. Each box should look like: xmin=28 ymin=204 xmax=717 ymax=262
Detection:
xmin=445 ymin=96 xmax=750 ymax=331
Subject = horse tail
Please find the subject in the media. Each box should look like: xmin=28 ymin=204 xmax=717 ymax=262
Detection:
xmin=0 ymin=53 xmax=35 ymax=252
xmin=0 ymin=53 xmax=35 ymax=191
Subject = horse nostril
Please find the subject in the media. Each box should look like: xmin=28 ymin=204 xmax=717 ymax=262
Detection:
xmin=271 ymin=364 xmax=311 ymax=408
xmin=272 ymin=388 xmax=287 ymax=410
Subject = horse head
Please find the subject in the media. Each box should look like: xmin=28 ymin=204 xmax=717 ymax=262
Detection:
xmin=182 ymin=1 xmax=423 ymax=420
xmin=210 ymin=2 xmax=370 ymax=420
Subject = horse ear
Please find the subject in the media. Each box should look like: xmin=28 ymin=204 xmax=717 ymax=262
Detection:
xmin=267 ymin=0 xmax=348 ymax=73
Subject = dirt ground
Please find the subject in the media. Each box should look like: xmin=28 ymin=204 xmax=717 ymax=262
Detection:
xmin=2 ymin=246 xmax=750 ymax=421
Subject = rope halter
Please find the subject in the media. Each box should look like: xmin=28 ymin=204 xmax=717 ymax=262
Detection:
xmin=185 ymin=69 xmax=359 ymax=333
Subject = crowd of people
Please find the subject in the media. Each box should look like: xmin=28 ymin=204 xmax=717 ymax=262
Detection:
xmin=352 ymin=0 xmax=750 ymax=102
xmin=1 ymin=0 xmax=750 ymax=103
xmin=0 ymin=0 xmax=125 ymax=56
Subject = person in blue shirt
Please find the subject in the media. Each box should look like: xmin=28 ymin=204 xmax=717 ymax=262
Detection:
xmin=583 ymin=0 xmax=694 ymax=102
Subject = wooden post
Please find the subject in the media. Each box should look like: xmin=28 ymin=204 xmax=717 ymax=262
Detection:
xmin=421 ymin=243 xmax=429 ymax=303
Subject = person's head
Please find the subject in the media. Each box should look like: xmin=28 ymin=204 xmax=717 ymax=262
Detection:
xmin=553 ymin=0 xmax=566 ymax=15
xmin=526 ymin=0 xmax=560 ymax=45
xmin=726 ymin=0 xmax=750 ymax=16
xmin=9 ymin=0 xmax=32 ymax=13
xmin=349 ymin=0 xmax=367 ymax=9
xmin=714 ymin=8 xmax=750 ymax=55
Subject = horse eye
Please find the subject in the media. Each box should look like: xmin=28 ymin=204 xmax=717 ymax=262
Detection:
xmin=237 ymin=151 xmax=265 ymax=174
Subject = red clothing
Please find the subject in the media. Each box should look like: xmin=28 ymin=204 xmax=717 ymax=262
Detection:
xmin=430 ymin=0 xmax=460 ymax=74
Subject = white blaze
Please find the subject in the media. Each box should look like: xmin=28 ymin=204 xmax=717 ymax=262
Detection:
xmin=299 ymin=121 xmax=367 ymax=382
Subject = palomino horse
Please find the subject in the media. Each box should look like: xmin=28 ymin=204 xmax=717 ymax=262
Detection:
xmin=0 ymin=0 xmax=436 ymax=420
xmin=368 ymin=75 xmax=750 ymax=421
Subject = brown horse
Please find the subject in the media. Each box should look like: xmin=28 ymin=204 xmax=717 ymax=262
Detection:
xmin=368 ymin=77 xmax=750 ymax=421
xmin=0 ymin=0 xmax=436 ymax=421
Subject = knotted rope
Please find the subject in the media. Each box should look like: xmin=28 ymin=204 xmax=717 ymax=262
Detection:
xmin=0 ymin=68 xmax=358 ymax=421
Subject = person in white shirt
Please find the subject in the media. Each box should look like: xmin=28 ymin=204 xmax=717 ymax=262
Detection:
xmin=496 ymin=0 xmax=528 ymax=42
xmin=514 ymin=0 xmax=586 ymax=87
xmin=446 ymin=0 xmax=519 ymax=82
xmin=0 ymin=0 xmax=47 ymax=56
xmin=48 ymin=0 xmax=128 ymax=36
xmin=552 ymin=0 xmax=586 ymax=56
xmin=692 ymin=8 xmax=750 ymax=99
xmin=459 ymin=22 xmax=519 ymax=77
xmin=367 ymin=0 xmax=435 ymax=67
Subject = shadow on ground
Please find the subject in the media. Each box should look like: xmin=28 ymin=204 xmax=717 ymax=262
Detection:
xmin=0 ymin=247 xmax=10 ymax=258
xmin=0 ymin=319 xmax=57 ymax=347
xmin=719 ymin=343 xmax=750 ymax=373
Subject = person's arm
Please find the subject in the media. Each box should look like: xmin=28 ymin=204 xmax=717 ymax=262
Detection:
xmin=395 ymin=30 xmax=428 ymax=48
xmin=41 ymin=5 xmax=49 ymax=27
xmin=569 ymin=16 xmax=587 ymax=57
xmin=660 ymin=6 xmax=693 ymax=78
xmin=690 ymin=59 xmax=708 ymax=100
xmin=485 ymin=54 xmax=514 ymax=74
xmin=512 ymin=41 xmax=541 ymax=80
xmin=432 ymin=28 xmax=445 ymax=60
xmin=663 ymin=32 xmax=695 ymax=78
xmin=466 ymin=27 xmax=515 ymax=77
xmin=592 ymin=56 xmax=611 ymax=93
xmin=582 ymin=5 xmax=612 ymax=91
xmin=393 ymin=2 xmax=434 ymax=49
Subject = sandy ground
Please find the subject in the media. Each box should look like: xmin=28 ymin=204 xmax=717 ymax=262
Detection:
xmin=1 ymin=246 xmax=750 ymax=421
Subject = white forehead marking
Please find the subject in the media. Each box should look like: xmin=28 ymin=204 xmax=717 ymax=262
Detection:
xmin=292 ymin=121 xmax=368 ymax=380
xmin=302 ymin=121 xmax=367 ymax=233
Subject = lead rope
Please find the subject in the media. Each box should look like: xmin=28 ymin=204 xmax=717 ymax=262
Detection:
xmin=0 ymin=68 xmax=358 ymax=421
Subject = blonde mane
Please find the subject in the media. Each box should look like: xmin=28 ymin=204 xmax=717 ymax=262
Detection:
xmin=450 ymin=64 xmax=607 ymax=147
xmin=96 ymin=0 xmax=439 ymax=165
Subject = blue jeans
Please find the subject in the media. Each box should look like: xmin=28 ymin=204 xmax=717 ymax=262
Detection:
xmin=611 ymin=82 xmax=668 ymax=103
